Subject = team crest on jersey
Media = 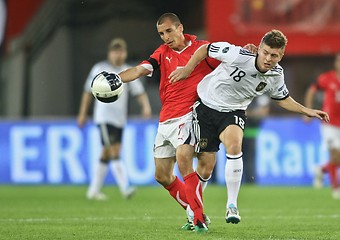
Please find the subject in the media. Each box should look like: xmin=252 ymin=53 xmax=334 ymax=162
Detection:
xmin=199 ymin=138 xmax=208 ymax=149
xmin=222 ymin=47 xmax=229 ymax=53
xmin=256 ymin=82 xmax=267 ymax=91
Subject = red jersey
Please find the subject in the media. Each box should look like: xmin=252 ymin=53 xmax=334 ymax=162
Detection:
xmin=140 ymin=34 xmax=220 ymax=122
xmin=314 ymin=70 xmax=340 ymax=126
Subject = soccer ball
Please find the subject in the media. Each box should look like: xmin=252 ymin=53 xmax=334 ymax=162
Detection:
xmin=91 ymin=71 xmax=124 ymax=103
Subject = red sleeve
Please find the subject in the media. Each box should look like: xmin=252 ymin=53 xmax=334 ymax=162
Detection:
xmin=140 ymin=46 xmax=163 ymax=71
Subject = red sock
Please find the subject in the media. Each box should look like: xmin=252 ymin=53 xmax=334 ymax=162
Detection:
xmin=183 ymin=172 xmax=204 ymax=225
xmin=321 ymin=162 xmax=339 ymax=189
xmin=165 ymin=176 xmax=188 ymax=209
xmin=328 ymin=163 xmax=339 ymax=189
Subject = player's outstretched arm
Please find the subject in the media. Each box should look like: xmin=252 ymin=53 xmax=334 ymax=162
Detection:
xmin=275 ymin=96 xmax=329 ymax=122
xmin=119 ymin=65 xmax=151 ymax=83
xmin=169 ymin=44 xmax=209 ymax=83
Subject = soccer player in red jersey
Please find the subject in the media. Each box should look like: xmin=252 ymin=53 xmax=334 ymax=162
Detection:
xmin=117 ymin=13 xmax=220 ymax=232
xmin=98 ymin=13 xmax=256 ymax=232
xmin=305 ymin=53 xmax=340 ymax=199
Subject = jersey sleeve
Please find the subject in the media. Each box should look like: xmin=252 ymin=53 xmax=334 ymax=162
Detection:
xmin=207 ymin=42 xmax=240 ymax=64
xmin=268 ymin=74 xmax=290 ymax=100
xmin=84 ymin=64 xmax=101 ymax=93
xmin=139 ymin=46 xmax=163 ymax=77
xmin=127 ymin=78 xmax=145 ymax=97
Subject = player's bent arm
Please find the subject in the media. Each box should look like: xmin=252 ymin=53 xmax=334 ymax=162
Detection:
xmin=119 ymin=65 xmax=151 ymax=83
xmin=77 ymin=92 xmax=93 ymax=127
xmin=136 ymin=92 xmax=152 ymax=118
xmin=169 ymin=44 xmax=209 ymax=83
xmin=275 ymin=96 xmax=329 ymax=122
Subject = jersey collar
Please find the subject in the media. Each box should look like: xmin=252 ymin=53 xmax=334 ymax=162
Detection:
xmin=171 ymin=34 xmax=196 ymax=54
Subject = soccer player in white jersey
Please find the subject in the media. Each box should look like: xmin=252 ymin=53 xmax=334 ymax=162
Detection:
xmin=77 ymin=38 xmax=151 ymax=200
xmin=169 ymin=29 xmax=329 ymax=223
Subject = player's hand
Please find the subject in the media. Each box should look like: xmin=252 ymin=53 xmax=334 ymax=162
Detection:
xmin=77 ymin=114 xmax=87 ymax=128
xmin=302 ymin=115 xmax=312 ymax=123
xmin=243 ymin=44 xmax=258 ymax=54
xmin=305 ymin=109 xmax=329 ymax=123
xmin=168 ymin=67 xmax=191 ymax=83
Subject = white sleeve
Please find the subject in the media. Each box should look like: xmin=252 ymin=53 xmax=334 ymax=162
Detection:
xmin=207 ymin=42 xmax=240 ymax=64
xmin=84 ymin=64 xmax=101 ymax=93
xmin=269 ymin=74 xmax=289 ymax=100
xmin=128 ymin=78 xmax=145 ymax=96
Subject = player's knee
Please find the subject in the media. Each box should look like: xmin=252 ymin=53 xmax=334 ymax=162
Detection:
xmin=226 ymin=142 xmax=242 ymax=155
xmin=154 ymin=171 xmax=172 ymax=186
xmin=197 ymin=161 xmax=214 ymax=179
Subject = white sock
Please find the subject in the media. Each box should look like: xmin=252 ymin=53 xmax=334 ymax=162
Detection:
xmin=196 ymin=172 xmax=211 ymax=192
xmin=225 ymin=153 xmax=243 ymax=208
xmin=87 ymin=161 xmax=108 ymax=197
xmin=110 ymin=159 xmax=130 ymax=194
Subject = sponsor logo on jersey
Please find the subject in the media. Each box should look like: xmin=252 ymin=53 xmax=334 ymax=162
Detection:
xmin=256 ymin=82 xmax=267 ymax=91
xmin=199 ymin=138 xmax=208 ymax=149
xmin=222 ymin=47 xmax=229 ymax=53
xmin=165 ymin=56 xmax=172 ymax=63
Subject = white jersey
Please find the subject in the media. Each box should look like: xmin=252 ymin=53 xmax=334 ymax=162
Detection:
xmin=197 ymin=42 xmax=289 ymax=112
xmin=84 ymin=61 xmax=145 ymax=127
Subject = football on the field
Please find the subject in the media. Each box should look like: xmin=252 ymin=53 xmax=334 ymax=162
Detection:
xmin=91 ymin=71 xmax=124 ymax=103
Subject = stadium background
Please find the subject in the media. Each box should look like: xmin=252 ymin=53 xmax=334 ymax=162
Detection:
xmin=0 ymin=0 xmax=339 ymax=186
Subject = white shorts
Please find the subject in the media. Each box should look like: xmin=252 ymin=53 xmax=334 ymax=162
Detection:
xmin=321 ymin=124 xmax=340 ymax=150
xmin=154 ymin=112 xmax=196 ymax=158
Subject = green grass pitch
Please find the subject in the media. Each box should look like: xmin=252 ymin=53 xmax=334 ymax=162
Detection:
xmin=0 ymin=185 xmax=339 ymax=240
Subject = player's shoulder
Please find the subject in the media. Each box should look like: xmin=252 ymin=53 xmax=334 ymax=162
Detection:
xmin=269 ymin=64 xmax=284 ymax=75
xmin=319 ymin=70 xmax=336 ymax=80
xmin=93 ymin=60 xmax=109 ymax=68
xmin=193 ymin=38 xmax=210 ymax=46
xmin=238 ymin=48 xmax=256 ymax=57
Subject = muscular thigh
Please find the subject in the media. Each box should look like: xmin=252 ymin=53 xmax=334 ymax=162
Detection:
xmin=154 ymin=157 xmax=176 ymax=177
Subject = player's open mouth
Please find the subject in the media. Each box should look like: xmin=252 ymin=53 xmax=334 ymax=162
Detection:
xmin=264 ymin=63 xmax=271 ymax=68
xmin=167 ymin=41 xmax=174 ymax=45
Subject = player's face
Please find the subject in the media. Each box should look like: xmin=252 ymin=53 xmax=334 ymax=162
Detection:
xmin=108 ymin=48 xmax=127 ymax=66
xmin=257 ymin=43 xmax=284 ymax=72
xmin=157 ymin=19 xmax=185 ymax=51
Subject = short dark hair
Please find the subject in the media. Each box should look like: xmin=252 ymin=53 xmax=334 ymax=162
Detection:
xmin=261 ymin=30 xmax=288 ymax=49
xmin=157 ymin=13 xmax=181 ymax=27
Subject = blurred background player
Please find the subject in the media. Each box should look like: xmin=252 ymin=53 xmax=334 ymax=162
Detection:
xmin=304 ymin=53 xmax=340 ymax=199
xmin=77 ymin=38 xmax=152 ymax=200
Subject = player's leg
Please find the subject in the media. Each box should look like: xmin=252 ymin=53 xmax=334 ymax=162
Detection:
xmin=219 ymin=117 xmax=245 ymax=224
xmin=328 ymin=148 xmax=340 ymax=199
xmin=196 ymin=152 xmax=216 ymax=192
xmin=315 ymin=125 xmax=340 ymax=197
xmin=179 ymin=102 xmax=219 ymax=233
xmin=87 ymin=124 xmax=112 ymax=200
xmin=154 ymin=130 xmax=189 ymax=210
xmin=108 ymin=142 xmax=135 ymax=199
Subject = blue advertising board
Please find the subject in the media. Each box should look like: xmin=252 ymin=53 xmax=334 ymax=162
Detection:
xmin=0 ymin=119 xmax=227 ymax=185
xmin=0 ymin=118 xmax=328 ymax=185
xmin=255 ymin=118 xmax=328 ymax=185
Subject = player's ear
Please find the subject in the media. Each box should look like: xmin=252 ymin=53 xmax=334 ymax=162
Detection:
xmin=178 ymin=24 xmax=183 ymax=32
